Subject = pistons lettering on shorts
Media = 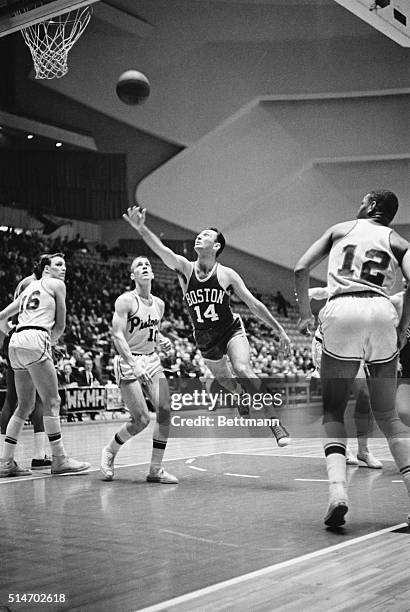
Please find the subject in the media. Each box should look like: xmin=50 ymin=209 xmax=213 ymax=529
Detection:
xmin=185 ymin=288 xmax=225 ymax=307
xmin=128 ymin=314 xmax=160 ymax=334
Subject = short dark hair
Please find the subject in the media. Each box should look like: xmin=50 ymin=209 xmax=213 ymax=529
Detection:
xmin=209 ymin=227 xmax=226 ymax=257
xmin=366 ymin=190 xmax=399 ymax=222
xmin=33 ymin=253 xmax=65 ymax=278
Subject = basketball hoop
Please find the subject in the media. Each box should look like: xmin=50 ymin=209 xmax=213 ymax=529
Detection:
xmin=19 ymin=6 xmax=92 ymax=79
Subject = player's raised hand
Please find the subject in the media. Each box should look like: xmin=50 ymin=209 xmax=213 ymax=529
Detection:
xmin=158 ymin=334 xmax=172 ymax=354
xmin=278 ymin=330 xmax=291 ymax=357
xmin=297 ymin=314 xmax=315 ymax=336
xmin=122 ymin=205 xmax=146 ymax=231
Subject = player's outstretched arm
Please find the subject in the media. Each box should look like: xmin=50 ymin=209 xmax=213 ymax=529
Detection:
xmin=123 ymin=205 xmax=191 ymax=276
xmin=227 ymin=269 xmax=290 ymax=347
xmin=294 ymin=227 xmax=335 ymax=333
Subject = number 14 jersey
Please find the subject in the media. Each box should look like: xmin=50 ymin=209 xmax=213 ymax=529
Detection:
xmin=183 ymin=263 xmax=235 ymax=331
xmin=328 ymin=219 xmax=398 ymax=298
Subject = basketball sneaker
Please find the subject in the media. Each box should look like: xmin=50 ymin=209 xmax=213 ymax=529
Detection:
xmin=51 ymin=456 xmax=90 ymax=475
xmin=345 ymin=448 xmax=359 ymax=466
xmin=100 ymin=447 xmax=115 ymax=481
xmin=270 ymin=421 xmax=290 ymax=447
xmin=324 ymin=483 xmax=349 ymax=527
xmin=0 ymin=459 xmax=32 ymax=478
xmin=357 ymin=451 xmax=383 ymax=469
xmin=31 ymin=455 xmax=52 ymax=470
xmin=146 ymin=466 xmax=178 ymax=484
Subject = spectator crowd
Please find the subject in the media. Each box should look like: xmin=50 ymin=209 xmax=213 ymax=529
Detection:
xmin=0 ymin=228 xmax=314 ymax=399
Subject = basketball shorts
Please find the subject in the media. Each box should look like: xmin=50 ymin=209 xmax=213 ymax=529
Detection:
xmin=9 ymin=329 xmax=52 ymax=371
xmin=318 ymin=294 xmax=399 ymax=364
xmin=312 ymin=332 xmax=367 ymax=376
xmin=194 ymin=315 xmax=245 ymax=361
xmin=113 ymin=352 xmax=163 ymax=385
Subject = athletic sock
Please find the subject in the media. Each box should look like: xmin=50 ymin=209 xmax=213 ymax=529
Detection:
xmin=324 ymin=442 xmax=347 ymax=498
xmin=33 ymin=431 xmax=47 ymax=459
xmin=150 ymin=438 xmax=167 ymax=470
xmin=2 ymin=415 xmax=26 ymax=461
xmin=106 ymin=424 xmax=133 ymax=454
xmin=43 ymin=416 xmax=66 ymax=459
xmin=0 ymin=433 xmax=5 ymax=455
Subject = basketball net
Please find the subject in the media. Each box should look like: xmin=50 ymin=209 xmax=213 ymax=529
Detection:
xmin=19 ymin=7 xmax=92 ymax=79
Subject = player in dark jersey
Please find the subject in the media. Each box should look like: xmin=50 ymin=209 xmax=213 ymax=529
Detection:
xmin=123 ymin=205 xmax=291 ymax=446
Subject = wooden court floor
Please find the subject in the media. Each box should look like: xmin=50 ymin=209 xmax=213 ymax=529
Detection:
xmin=0 ymin=410 xmax=410 ymax=612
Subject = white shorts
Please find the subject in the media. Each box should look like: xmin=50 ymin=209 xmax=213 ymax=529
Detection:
xmin=318 ymin=294 xmax=399 ymax=364
xmin=113 ymin=352 xmax=163 ymax=385
xmin=312 ymin=334 xmax=367 ymax=376
xmin=9 ymin=328 xmax=52 ymax=371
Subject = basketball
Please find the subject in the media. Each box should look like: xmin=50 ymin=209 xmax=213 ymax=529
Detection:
xmin=116 ymin=70 xmax=151 ymax=105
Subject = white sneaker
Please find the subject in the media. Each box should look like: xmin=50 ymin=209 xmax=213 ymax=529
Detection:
xmin=0 ymin=459 xmax=32 ymax=478
xmin=146 ymin=467 xmax=178 ymax=484
xmin=357 ymin=451 xmax=383 ymax=469
xmin=324 ymin=483 xmax=349 ymax=527
xmin=345 ymin=448 xmax=359 ymax=466
xmin=51 ymin=456 xmax=90 ymax=475
xmin=100 ymin=447 xmax=115 ymax=481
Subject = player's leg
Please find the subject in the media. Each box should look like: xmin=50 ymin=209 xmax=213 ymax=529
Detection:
xmin=203 ymin=356 xmax=244 ymax=411
xmin=30 ymin=394 xmax=51 ymax=470
xmin=28 ymin=359 xmax=90 ymax=475
xmin=0 ymin=369 xmax=34 ymax=477
xmin=101 ymin=378 xmax=150 ymax=481
xmin=321 ymin=353 xmax=360 ymax=527
xmin=351 ymin=375 xmax=382 ymax=468
xmin=396 ymin=380 xmax=410 ymax=427
xmin=367 ymin=357 xmax=410 ymax=520
xmin=144 ymin=371 xmax=178 ymax=484
xmin=0 ymin=366 xmax=17 ymax=452
xmin=227 ymin=333 xmax=290 ymax=446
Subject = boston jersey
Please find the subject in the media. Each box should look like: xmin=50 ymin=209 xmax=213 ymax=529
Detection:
xmin=182 ymin=263 xmax=235 ymax=331
xmin=124 ymin=291 xmax=162 ymax=354
xmin=328 ymin=219 xmax=398 ymax=298
xmin=17 ymin=279 xmax=56 ymax=332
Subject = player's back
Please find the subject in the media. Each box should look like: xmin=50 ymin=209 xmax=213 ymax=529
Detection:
xmin=328 ymin=219 xmax=398 ymax=298
xmin=17 ymin=279 xmax=56 ymax=332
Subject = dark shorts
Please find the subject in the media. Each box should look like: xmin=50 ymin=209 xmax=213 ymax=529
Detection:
xmin=194 ymin=315 xmax=245 ymax=361
xmin=400 ymin=340 xmax=410 ymax=380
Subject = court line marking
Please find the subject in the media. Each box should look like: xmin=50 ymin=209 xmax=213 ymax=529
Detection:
xmin=137 ymin=521 xmax=409 ymax=612
xmin=160 ymin=529 xmax=241 ymax=548
xmin=188 ymin=465 xmax=206 ymax=472
xmin=295 ymin=478 xmax=329 ymax=482
xmin=185 ymin=458 xmax=196 ymax=464
xmin=224 ymin=472 xmax=259 ymax=478
xmin=0 ymin=450 xmax=237 ymax=486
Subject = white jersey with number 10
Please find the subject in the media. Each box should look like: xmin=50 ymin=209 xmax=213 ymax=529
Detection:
xmin=327 ymin=219 xmax=398 ymax=298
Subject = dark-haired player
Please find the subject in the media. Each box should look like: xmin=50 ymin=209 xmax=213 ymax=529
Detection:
xmin=123 ymin=206 xmax=291 ymax=446
xmin=295 ymin=190 xmax=410 ymax=527
xmin=0 ymin=253 xmax=90 ymax=477
xmin=0 ymin=268 xmax=52 ymax=471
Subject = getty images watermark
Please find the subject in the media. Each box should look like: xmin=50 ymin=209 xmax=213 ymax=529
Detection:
xmin=161 ymin=380 xmax=286 ymax=437
xmin=170 ymin=389 xmax=283 ymax=411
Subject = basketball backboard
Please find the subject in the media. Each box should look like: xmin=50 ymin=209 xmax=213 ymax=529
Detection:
xmin=0 ymin=0 xmax=99 ymax=37
xmin=333 ymin=0 xmax=410 ymax=47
